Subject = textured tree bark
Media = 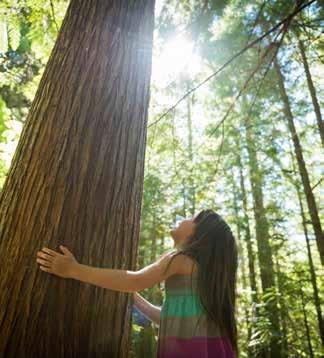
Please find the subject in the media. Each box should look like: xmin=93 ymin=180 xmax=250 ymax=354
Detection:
xmin=274 ymin=56 xmax=324 ymax=266
xmin=0 ymin=0 xmax=155 ymax=357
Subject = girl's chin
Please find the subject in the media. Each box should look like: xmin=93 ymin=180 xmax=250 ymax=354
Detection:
xmin=170 ymin=229 xmax=179 ymax=240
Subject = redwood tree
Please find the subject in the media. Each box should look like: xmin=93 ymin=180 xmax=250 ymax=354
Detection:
xmin=0 ymin=0 xmax=155 ymax=357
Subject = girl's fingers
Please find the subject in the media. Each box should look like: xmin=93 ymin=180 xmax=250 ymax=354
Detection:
xmin=41 ymin=248 xmax=57 ymax=256
xmin=37 ymin=252 xmax=54 ymax=261
xmin=37 ymin=258 xmax=52 ymax=267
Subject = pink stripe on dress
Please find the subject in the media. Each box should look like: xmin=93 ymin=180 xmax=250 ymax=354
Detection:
xmin=157 ymin=335 xmax=236 ymax=358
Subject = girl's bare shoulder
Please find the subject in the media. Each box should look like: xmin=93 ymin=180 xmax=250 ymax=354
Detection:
xmin=176 ymin=254 xmax=198 ymax=275
xmin=160 ymin=250 xmax=198 ymax=276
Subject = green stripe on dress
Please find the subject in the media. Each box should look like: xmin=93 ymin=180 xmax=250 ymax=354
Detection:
xmin=161 ymin=293 xmax=205 ymax=318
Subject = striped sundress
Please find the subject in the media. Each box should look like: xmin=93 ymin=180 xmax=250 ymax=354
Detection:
xmin=156 ymin=271 xmax=236 ymax=358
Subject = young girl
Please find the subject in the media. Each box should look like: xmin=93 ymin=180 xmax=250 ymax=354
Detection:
xmin=134 ymin=209 xmax=238 ymax=357
xmin=36 ymin=209 xmax=238 ymax=357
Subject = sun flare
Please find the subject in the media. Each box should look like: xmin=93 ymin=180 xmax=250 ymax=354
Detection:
xmin=152 ymin=34 xmax=202 ymax=86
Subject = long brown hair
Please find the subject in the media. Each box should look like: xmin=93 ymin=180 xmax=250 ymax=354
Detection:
xmin=163 ymin=209 xmax=239 ymax=355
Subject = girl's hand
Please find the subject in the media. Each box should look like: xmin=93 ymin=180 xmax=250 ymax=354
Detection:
xmin=36 ymin=245 xmax=79 ymax=279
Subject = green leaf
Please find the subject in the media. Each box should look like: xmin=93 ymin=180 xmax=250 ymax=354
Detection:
xmin=0 ymin=20 xmax=8 ymax=53
xmin=7 ymin=16 xmax=20 ymax=51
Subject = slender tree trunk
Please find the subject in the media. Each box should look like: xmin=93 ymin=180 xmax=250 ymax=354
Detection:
xmin=274 ymin=257 xmax=289 ymax=357
xmin=150 ymin=209 xmax=157 ymax=264
xmin=149 ymin=207 xmax=159 ymax=300
xmin=297 ymin=37 xmax=323 ymax=146
xmin=298 ymin=278 xmax=314 ymax=358
xmin=0 ymin=1 xmax=155 ymax=357
xmin=144 ymin=221 xmax=158 ymax=358
xmin=236 ymin=142 xmax=259 ymax=305
xmin=243 ymin=106 xmax=282 ymax=358
xmin=182 ymin=177 xmax=187 ymax=217
xmin=233 ymin=210 xmax=251 ymax=357
xmin=171 ymin=108 xmax=179 ymax=180
xmin=294 ymin=171 xmax=324 ymax=347
xmin=157 ymin=233 xmax=165 ymax=293
xmin=274 ymin=56 xmax=324 ymax=265
xmin=236 ymin=141 xmax=261 ymax=357
xmin=186 ymin=81 xmax=195 ymax=217
xmin=230 ymin=167 xmax=254 ymax=357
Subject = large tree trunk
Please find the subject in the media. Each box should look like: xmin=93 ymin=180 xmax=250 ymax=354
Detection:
xmin=0 ymin=1 xmax=155 ymax=357
xmin=274 ymin=56 xmax=324 ymax=265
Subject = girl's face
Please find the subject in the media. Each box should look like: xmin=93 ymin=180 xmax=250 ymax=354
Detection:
xmin=170 ymin=215 xmax=197 ymax=249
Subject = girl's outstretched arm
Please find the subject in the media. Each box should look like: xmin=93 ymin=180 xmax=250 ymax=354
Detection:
xmin=36 ymin=246 xmax=181 ymax=293
xmin=133 ymin=292 xmax=161 ymax=326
